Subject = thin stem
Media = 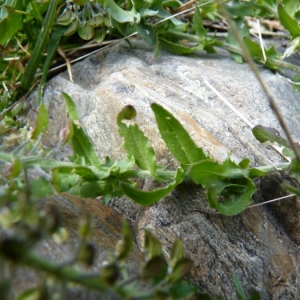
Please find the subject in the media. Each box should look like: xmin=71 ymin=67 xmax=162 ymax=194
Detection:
xmin=247 ymin=194 xmax=296 ymax=209
xmin=17 ymin=251 xmax=108 ymax=291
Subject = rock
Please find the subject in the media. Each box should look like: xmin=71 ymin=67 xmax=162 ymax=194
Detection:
xmin=23 ymin=39 xmax=300 ymax=299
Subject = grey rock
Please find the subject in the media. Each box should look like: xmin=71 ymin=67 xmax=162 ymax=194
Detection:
xmin=23 ymin=39 xmax=300 ymax=299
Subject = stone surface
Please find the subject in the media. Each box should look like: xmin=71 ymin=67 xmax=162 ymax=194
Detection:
xmin=24 ymin=39 xmax=300 ymax=299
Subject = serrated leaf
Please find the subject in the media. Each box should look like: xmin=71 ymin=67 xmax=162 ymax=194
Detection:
xmin=69 ymin=180 xmax=112 ymax=198
xmin=190 ymin=159 xmax=255 ymax=215
xmin=30 ymin=103 xmax=48 ymax=140
xmin=168 ymin=257 xmax=193 ymax=284
xmin=120 ymin=167 xmax=184 ymax=205
xmin=51 ymin=170 xmax=79 ymax=192
xmin=243 ymin=37 xmax=280 ymax=70
xmin=117 ymin=105 xmax=158 ymax=178
xmin=71 ymin=121 xmax=103 ymax=169
xmin=278 ymin=3 xmax=300 ymax=39
xmin=151 ymin=103 xmax=207 ymax=166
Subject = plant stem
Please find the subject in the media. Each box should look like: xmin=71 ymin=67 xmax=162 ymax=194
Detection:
xmin=17 ymin=251 xmax=109 ymax=291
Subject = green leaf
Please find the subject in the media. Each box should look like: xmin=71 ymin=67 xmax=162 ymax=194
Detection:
xmin=71 ymin=121 xmax=103 ymax=169
xmin=69 ymin=181 xmax=114 ymax=199
xmin=117 ymin=105 xmax=158 ymax=179
xmin=104 ymin=0 xmax=140 ymax=23
xmin=190 ymin=159 xmax=255 ymax=215
xmin=30 ymin=103 xmax=49 ymax=140
xmin=243 ymin=37 xmax=280 ymax=70
xmin=168 ymin=257 xmax=193 ymax=284
xmin=30 ymin=177 xmax=53 ymax=201
xmin=163 ymin=0 xmax=182 ymax=8
xmin=225 ymin=1 xmax=258 ymax=18
xmin=151 ymin=103 xmax=207 ymax=166
xmin=150 ymin=0 xmax=182 ymax=25
xmin=115 ymin=220 xmax=133 ymax=261
xmin=159 ymin=38 xmax=203 ymax=54
xmin=283 ymin=36 xmax=300 ymax=58
xmin=278 ymin=3 xmax=300 ymax=39
xmin=0 ymin=0 xmax=23 ymax=45
xmin=78 ymin=24 xmax=94 ymax=40
xmin=233 ymin=273 xmax=246 ymax=300
xmin=144 ymin=229 xmax=163 ymax=260
xmin=252 ymin=125 xmax=289 ymax=148
xmin=20 ymin=0 xmax=57 ymax=92
xmin=193 ymin=7 xmax=206 ymax=40
xmin=169 ymin=281 xmax=199 ymax=299
xmin=120 ymin=167 xmax=184 ymax=205
xmin=135 ymin=20 xmax=157 ymax=45
xmin=281 ymin=0 xmax=298 ymax=18
xmin=170 ymin=239 xmax=185 ymax=269
xmin=62 ymin=92 xmax=80 ymax=121
xmin=142 ymin=255 xmax=168 ymax=283
xmin=226 ymin=17 xmax=250 ymax=63
xmin=10 ymin=158 xmax=23 ymax=178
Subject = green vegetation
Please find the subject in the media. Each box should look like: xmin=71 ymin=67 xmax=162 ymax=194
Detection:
xmin=1 ymin=0 xmax=300 ymax=298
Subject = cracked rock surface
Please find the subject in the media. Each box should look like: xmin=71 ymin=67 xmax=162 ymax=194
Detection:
xmin=23 ymin=39 xmax=300 ymax=299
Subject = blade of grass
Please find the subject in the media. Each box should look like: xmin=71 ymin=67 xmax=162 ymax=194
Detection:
xmin=20 ymin=0 xmax=57 ymax=93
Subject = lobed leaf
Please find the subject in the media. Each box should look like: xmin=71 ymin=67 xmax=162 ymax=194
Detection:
xmin=119 ymin=167 xmax=184 ymax=205
xmin=189 ymin=159 xmax=255 ymax=215
xmin=71 ymin=122 xmax=103 ymax=169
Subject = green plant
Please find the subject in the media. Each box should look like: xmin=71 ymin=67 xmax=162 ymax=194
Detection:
xmin=2 ymin=92 xmax=295 ymax=298
xmin=1 ymin=0 xmax=300 ymax=112
xmin=1 ymin=0 xmax=300 ymax=298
